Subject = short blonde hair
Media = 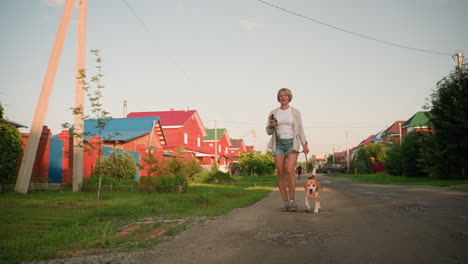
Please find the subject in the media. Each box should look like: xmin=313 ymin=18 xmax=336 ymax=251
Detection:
xmin=277 ymin=88 xmax=292 ymax=103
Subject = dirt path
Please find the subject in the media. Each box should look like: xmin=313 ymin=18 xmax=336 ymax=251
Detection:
xmin=36 ymin=174 xmax=468 ymax=264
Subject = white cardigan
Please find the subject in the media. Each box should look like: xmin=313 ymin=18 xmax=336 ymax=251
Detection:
xmin=266 ymin=107 xmax=308 ymax=155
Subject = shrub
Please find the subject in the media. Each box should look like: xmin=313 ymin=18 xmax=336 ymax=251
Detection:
xmin=0 ymin=104 xmax=23 ymax=184
xmin=191 ymin=171 xmax=233 ymax=184
xmin=94 ymin=150 xmax=138 ymax=180
xmin=385 ymin=144 xmax=403 ymax=176
xmin=138 ymin=176 xmax=159 ymax=194
xmin=236 ymin=150 xmax=275 ymax=176
xmin=155 ymin=174 xmax=188 ymax=193
xmin=191 ymin=172 xmax=212 ymax=183
xmin=400 ymin=131 xmax=427 ymax=177
xmin=83 ymin=175 xmax=136 ymax=186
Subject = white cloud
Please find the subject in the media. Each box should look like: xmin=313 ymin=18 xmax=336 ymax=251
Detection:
xmin=239 ymin=19 xmax=266 ymax=32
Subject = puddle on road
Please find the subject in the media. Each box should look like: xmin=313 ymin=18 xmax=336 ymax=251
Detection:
xmin=254 ymin=230 xmax=332 ymax=247
xmin=397 ymin=202 xmax=430 ymax=213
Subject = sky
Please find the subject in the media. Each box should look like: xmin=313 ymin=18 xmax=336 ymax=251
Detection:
xmin=1 ymin=0 xmax=467 ymax=160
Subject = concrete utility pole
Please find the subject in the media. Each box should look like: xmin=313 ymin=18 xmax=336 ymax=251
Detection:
xmin=73 ymin=0 xmax=87 ymax=192
xmin=15 ymin=0 xmax=76 ymax=194
xmin=345 ymin=129 xmax=350 ymax=173
xmin=332 ymin=144 xmax=335 ymax=164
xmin=214 ymin=120 xmax=218 ymax=167
xmin=456 ymin=52 xmax=463 ymax=70
xmin=252 ymin=128 xmax=256 ymax=150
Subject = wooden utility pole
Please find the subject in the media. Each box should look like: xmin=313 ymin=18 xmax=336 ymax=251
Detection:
xmin=73 ymin=0 xmax=87 ymax=192
xmin=15 ymin=0 xmax=76 ymax=194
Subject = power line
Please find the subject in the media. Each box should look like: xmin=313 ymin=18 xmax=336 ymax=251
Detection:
xmin=256 ymin=0 xmax=453 ymax=56
xmin=121 ymin=0 xmax=195 ymax=85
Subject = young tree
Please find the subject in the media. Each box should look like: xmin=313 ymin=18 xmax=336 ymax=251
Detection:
xmin=424 ymin=64 xmax=467 ymax=179
xmin=63 ymin=49 xmax=113 ymax=199
xmin=0 ymin=104 xmax=23 ymax=184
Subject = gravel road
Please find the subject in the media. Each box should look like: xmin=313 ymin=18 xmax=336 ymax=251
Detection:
xmin=32 ymin=174 xmax=468 ymax=264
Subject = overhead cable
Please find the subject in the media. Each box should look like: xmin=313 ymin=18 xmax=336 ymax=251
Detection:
xmin=257 ymin=0 xmax=453 ymax=56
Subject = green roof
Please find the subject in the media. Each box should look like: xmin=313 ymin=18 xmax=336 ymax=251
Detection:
xmin=402 ymin=111 xmax=429 ymax=128
xmin=204 ymin=128 xmax=227 ymax=141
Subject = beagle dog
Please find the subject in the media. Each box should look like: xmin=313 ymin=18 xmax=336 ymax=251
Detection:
xmin=304 ymin=175 xmax=322 ymax=213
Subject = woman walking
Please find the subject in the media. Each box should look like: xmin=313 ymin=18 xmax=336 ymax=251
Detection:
xmin=266 ymin=88 xmax=309 ymax=212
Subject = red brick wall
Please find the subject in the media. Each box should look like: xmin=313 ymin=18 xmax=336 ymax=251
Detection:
xmin=20 ymin=126 xmax=51 ymax=182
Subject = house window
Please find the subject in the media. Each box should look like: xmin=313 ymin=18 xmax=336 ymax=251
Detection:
xmin=225 ymin=147 xmax=228 ymax=153
xmin=184 ymin=133 xmax=188 ymax=144
xmin=197 ymin=137 xmax=200 ymax=147
xmin=219 ymin=145 xmax=221 ymax=153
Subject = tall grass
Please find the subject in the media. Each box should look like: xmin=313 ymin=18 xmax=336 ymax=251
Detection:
xmin=0 ymin=176 xmax=276 ymax=263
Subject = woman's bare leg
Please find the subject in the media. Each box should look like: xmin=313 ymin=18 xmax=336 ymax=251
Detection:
xmin=274 ymin=155 xmax=288 ymax=201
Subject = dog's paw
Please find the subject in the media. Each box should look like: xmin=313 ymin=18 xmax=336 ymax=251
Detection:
xmin=314 ymin=209 xmax=319 ymax=214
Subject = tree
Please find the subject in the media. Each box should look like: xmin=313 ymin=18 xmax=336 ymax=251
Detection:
xmin=63 ymin=49 xmax=113 ymax=198
xmin=424 ymin=64 xmax=467 ymax=179
xmin=0 ymin=104 xmax=23 ymax=184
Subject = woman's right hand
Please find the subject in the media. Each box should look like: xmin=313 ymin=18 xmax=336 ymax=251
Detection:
xmin=269 ymin=119 xmax=276 ymax=128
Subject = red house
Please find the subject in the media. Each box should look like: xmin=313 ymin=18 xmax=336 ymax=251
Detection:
xmin=127 ymin=109 xmax=209 ymax=162
xmin=227 ymin=139 xmax=247 ymax=164
xmin=381 ymin=120 xmax=406 ymax=144
xmin=202 ymin=128 xmax=232 ymax=166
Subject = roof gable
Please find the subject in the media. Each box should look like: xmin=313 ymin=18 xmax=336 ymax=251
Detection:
xmin=402 ymin=111 xmax=429 ymax=128
xmin=127 ymin=110 xmax=207 ymax=136
xmin=383 ymin=121 xmax=406 ymax=135
xmin=230 ymin=139 xmax=244 ymax=149
xmin=204 ymin=128 xmax=227 ymax=141
xmin=84 ymin=117 xmax=160 ymax=141
xmin=370 ymin=130 xmax=385 ymax=143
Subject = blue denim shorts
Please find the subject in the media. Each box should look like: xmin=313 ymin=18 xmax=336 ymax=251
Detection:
xmin=275 ymin=138 xmax=294 ymax=156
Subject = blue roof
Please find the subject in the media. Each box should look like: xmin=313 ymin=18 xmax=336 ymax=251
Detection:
xmin=84 ymin=117 xmax=160 ymax=141
xmin=370 ymin=130 xmax=385 ymax=143
xmin=3 ymin=120 xmax=28 ymax=128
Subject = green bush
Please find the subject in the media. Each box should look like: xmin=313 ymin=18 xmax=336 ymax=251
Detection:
xmin=209 ymin=171 xmax=233 ymax=183
xmin=93 ymin=151 xmax=138 ymax=180
xmin=236 ymin=150 xmax=275 ymax=176
xmin=191 ymin=171 xmax=233 ymax=184
xmin=83 ymin=175 xmax=136 ymax=186
xmin=400 ymin=131 xmax=427 ymax=177
xmin=138 ymin=176 xmax=159 ymax=194
xmin=0 ymin=104 xmax=23 ymax=184
xmin=191 ymin=172 xmax=212 ymax=183
xmin=385 ymin=144 xmax=403 ymax=176
xmin=155 ymin=174 xmax=188 ymax=193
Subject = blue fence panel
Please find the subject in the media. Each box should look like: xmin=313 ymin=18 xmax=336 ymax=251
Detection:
xmin=49 ymin=135 xmax=63 ymax=183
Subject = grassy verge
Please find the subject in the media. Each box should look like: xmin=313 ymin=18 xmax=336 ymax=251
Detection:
xmin=0 ymin=176 xmax=277 ymax=263
xmin=325 ymin=173 xmax=468 ymax=189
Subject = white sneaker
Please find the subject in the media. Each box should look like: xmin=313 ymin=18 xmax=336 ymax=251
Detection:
xmin=281 ymin=201 xmax=290 ymax=212
xmin=289 ymin=200 xmax=297 ymax=212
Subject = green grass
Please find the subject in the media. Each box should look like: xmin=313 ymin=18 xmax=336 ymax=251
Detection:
xmin=326 ymin=173 xmax=468 ymax=189
xmin=0 ymin=176 xmax=277 ymax=263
